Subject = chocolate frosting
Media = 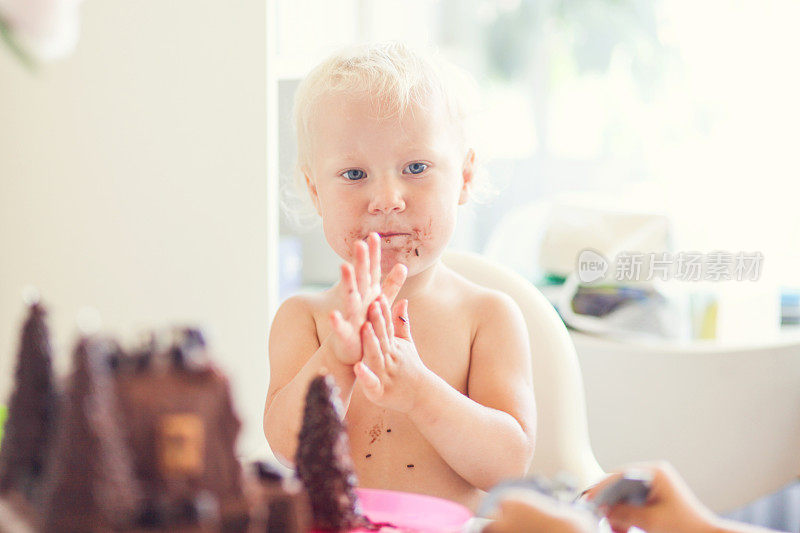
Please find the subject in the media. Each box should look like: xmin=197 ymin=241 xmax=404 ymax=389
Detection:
xmin=113 ymin=330 xmax=244 ymax=529
xmin=296 ymin=374 xmax=363 ymax=531
xmin=0 ymin=303 xmax=57 ymax=500
xmin=38 ymin=336 xmax=142 ymax=531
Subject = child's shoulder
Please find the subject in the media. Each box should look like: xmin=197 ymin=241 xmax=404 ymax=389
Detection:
xmin=276 ymin=289 xmax=330 ymax=319
xmin=276 ymin=290 xmax=326 ymax=315
xmin=438 ymin=265 xmax=523 ymax=324
xmin=438 ymin=265 xmax=530 ymax=374
xmin=273 ymin=287 xmax=340 ymax=333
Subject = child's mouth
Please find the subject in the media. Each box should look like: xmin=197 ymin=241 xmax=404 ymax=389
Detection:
xmin=359 ymin=231 xmax=421 ymax=264
xmin=363 ymin=232 xmax=412 ymax=241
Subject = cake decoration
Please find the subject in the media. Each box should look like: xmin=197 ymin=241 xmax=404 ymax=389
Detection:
xmin=0 ymin=303 xmax=57 ymax=502
xmin=249 ymin=461 xmax=311 ymax=532
xmin=296 ymin=374 xmax=364 ymax=531
xmin=112 ymin=327 xmax=247 ymax=530
xmin=39 ymin=336 xmax=142 ymax=532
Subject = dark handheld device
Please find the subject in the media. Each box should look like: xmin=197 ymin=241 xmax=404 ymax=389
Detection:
xmin=592 ymin=469 xmax=653 ymax=508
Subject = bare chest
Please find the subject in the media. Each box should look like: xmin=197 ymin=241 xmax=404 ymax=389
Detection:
xmin=404 ymin=306 xmax=473 ymax=391
xmin=313 ymin=303 xmax=473 ymax=395
xmin=341 ymin=307 xmax=474 ymax=493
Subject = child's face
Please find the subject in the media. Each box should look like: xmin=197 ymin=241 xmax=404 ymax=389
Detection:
xmin=304 ymin=93 xmax=474 ymax=278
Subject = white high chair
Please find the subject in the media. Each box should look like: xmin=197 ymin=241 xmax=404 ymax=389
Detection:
xmin=573 ymin=331 xmax=800 ymax=513
xmin=442 ymin=250 xmax=605 ymax=490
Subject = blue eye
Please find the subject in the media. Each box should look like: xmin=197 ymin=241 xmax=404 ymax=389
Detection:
xmin=404 ymin=162 xmax=428 ymax=175
xmin=341 ymin=169 xmax=366 ymax=181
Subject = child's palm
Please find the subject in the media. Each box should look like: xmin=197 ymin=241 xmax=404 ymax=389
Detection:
xmin=329 ymin=234 xmax=406 ymax=366
xmin=354 ymin=297 xmax=427 ymax=413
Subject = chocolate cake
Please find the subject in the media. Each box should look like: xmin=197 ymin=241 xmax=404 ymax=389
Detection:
xmin=38 ymin=336 xmax=142 ymax=532
xmin=0 ymin=303 xmax=353 ymax=532
xmin=112 ymin=328 xmax=248 ymax=531
xmin=295 ymin=374 xmax=363 ymax=531
xmin=0 ymin=303 xmax=57 ymax=501
xmin=248 ymin=461 xmax=311 ymax=533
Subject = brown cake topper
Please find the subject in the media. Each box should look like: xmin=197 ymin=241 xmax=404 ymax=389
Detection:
xmin=0 ymin=302 xmax=57 ymax=501
xmin=159 ymin=412 xmax=206 ymax=478
xmin=296 ymin=374 xmax=366 ymax=531
xmin=38 ymin=336 xmax=142 ymax=532
xmin=113 ymin=327 xmax=246 ymax=529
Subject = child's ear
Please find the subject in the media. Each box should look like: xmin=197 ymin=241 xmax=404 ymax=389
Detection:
xmin=303 ymin=169 xmax=322 ymax=215
xmin=458 ymin=148 xmax=475 ymax=205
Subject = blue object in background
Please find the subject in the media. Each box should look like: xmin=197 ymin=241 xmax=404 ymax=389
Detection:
xmin=279 ymin=236 xmax=303 ymax=302
xmin=780 ymin=287 xmax=800 ymax=326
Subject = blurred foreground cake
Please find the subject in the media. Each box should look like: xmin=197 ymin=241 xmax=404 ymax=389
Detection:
xmin=0 ymin=303 xmax=386 ymax=532
xmin=248 ymin=461 xmax=311 ymax=532
xmin=113 ymin=329 xmax=245 ymax=529
xmin=0 ymin=303 xmax=58 ymax=524
xmin=39 ymin=337 xmax=142 ymax=531
xmin=296 ymin=375 xmax=373 ymax=532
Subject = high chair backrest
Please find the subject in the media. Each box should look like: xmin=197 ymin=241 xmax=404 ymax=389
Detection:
xmin=442 ymin=250 xmax=605 ymax=489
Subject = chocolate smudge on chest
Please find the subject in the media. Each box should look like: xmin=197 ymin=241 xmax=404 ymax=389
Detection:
xmin=368 ymin=423 xmax=382 ymax=444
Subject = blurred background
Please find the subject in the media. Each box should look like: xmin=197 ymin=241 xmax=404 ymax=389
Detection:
xmin=0 ymin=1 xmax=269 ymax=460
xmin=270 ymin=6 xmax=800 ymax=526
xmin=2 ymin=0 xmax=800 ymax=529
xmin=276 ymin=0 xmax=800 ymax=309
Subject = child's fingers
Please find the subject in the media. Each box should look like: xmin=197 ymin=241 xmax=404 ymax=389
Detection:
xmin=354 ymin=361 xmax=382 ymax=397
xmin=379 ymin=295 xmax=394 ymax=340
xmin=368 ymin=301 xmax=391 ymax=354
xmin=330 ymin=309 xmax=343 ymax=333
xmin=392 ymin=299 xmax=412 ymax=340
xmin=354 ymin=240 xmax=370 ymax=296
xmin=361 ymin=322 xmax=385 ymax=375
xmin=330 ymin=310 xmax=357 ymax=358
xmin=340 ymin=263 xmax=359 ymax=318
xmin=368 ymin=232 xmax=381 ymax=286
xmin=330 ymin=309 xmax=354 ymax=339
xmin=381 ymin=263 xmax=408 ymax=304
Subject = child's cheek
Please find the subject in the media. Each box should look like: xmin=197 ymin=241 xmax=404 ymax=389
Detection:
xmin=325 ymin=229 xmax=357 ymax=265
xmin=342 ymin=229 xmax=364 ymax=260
xmin=318 ymin=214 xmax=357 ymax=264
xmin=407 ymin=209 xmax=456 ymax=260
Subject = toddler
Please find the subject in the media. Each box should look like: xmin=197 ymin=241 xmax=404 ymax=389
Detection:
xmin=263 ymin=42 xmax=536 ymax=510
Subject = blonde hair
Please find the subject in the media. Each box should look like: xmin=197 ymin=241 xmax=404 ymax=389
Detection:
xmin=283 ymin=41 xmax=494 ymax=227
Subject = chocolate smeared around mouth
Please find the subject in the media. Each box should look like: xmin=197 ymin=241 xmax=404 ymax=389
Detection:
xmin=362 ymin=232 xmax=412 ymax=242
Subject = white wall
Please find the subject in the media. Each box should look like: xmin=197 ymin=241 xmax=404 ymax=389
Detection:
xmin=0 ymin=0 xmax=271 ymax=460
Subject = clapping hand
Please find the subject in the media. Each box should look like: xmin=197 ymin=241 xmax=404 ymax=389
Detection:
xmin=353 ymin=295 xmax=430 ymax=413
xmin=328 ymin=232 xmax=407 ymax=366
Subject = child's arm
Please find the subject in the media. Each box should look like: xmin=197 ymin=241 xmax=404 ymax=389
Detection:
xmin=263 ymin=235 xmax=406 ymax=465
xmin=354 ymin=293 xmax=536 ymax=490
xmin=263 ymin=294 xmax=353 ymax=466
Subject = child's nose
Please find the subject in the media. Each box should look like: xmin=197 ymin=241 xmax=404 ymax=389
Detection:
xmin=367 ymin=177 xmax=406 ymax=214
